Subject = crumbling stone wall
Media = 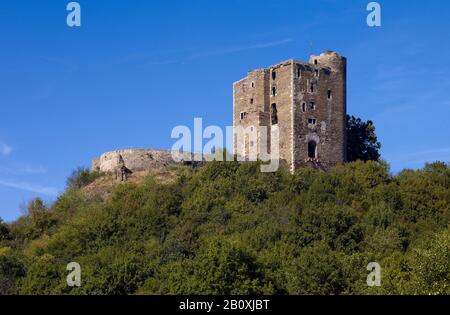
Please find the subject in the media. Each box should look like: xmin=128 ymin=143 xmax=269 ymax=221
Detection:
xmin=92 ymin=149 xmax=180 ymax=173
xmin=233 ymin=50 xmax=347 ymax=172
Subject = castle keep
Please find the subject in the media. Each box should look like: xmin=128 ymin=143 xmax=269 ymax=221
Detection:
xmin=233 ymin=50 xmax=347 ymax=172
xmin=93 ymin=50 xmax=347 ymax=175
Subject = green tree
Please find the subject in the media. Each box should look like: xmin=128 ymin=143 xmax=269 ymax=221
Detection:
xmin=284 ymin=242 xmax=351 ymax=294
xmin=66 ymin=167 xmax=104 ymax=190
xmin=18 ymin=253 xmax=62 ymax=295
xmin=158 ymin=238 xmax=272 ymax=294
xmin=0 ymin=247 xmax=25 ymax=294
xmin=409 ymin=228 xmax=450 ymax=294
xmin=0 ymin=218 xmax=11 ymax=242
xmin=1 ymin=160 xmax=449 ymax=295
xmin=346 ymin=115 xmax=381 ymax=162
xmin=8 ymin=198 xmax=57 ymax=242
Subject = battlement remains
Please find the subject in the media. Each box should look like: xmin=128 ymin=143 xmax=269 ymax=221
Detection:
xmin=92 ymin=149 xmax=183 ymax=173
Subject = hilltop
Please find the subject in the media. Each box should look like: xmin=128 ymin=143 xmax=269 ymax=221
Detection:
xmin=1 ymin=159 xmax=449 ymax=295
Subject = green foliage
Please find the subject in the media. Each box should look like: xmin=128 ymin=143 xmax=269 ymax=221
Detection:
xmin=1 ymin=160 xmax=449 ymax=295
xmin=346 ymin=115 xmax=381 ymax=162
xmin=408 ymin=228 xmax=450 ymax=294
xmin=0 ymin=218 xmax=11 ymax=242
xmin=66 ymin=167 xmax=105 ymax=190
xmin=18 ymin=253 xmax=63 ymax=295
xmin=0 ymin=247 xmax=26 ymax=294
xmin=152 ymin=238 xmax=272 ymax=295
xmin=8 ymin=198 xmax=58 ymax=243
xmin=283 ymin=242 xmax=352 ymax=294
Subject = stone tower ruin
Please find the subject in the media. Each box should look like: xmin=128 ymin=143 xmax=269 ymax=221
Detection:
xmin=233 ymin=50 xmax=347 ymax=172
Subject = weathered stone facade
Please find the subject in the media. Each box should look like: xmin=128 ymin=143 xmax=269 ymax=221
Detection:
xmin=233 ymin=50 xmax=347 ymax=172
xmin=92 ymin=149 xmax=179 ymax=173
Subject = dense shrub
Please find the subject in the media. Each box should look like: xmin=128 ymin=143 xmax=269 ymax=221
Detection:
xmin=0 ymin=160 xmax=448 ymax=295
xmin=66 ymin=167 xmax=105 ymax=190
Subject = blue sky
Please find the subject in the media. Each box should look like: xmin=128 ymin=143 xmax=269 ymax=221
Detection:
xmin=0 ymin=0 xmax=449 ymax=221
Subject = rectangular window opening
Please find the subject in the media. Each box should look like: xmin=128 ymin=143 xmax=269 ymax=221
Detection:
xmin=308 ymin=118 xmax=316 ymax=125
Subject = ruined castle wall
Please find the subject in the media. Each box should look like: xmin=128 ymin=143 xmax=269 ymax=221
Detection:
xmin=309 ymin=51 xmax=346 ymax=167
xmin=233 ymin=60 xmax=295 ymax=166
xmin=291 ymin=51 xmax=346 ymax=170
xmin=233 ymin=69 xmax=269 ymax=159
xmin=233 ymin=51 xmax=347 ymax=172
xmin=92 ymin=149 xmax=178 ymax=173
xmin=267 ymin=60 xmax=294 ymax=168
xmin=292 ymin=61 xmax=318 ymax=168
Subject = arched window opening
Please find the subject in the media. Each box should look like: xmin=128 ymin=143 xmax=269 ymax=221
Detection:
xmin=271 ymin=103 xmax=278 ymax=125
xmin=272 ymin=86 xmax=277 ymax=96
xmin=272 ymin=71 xmax=276 ymax=80
xmin=328 ymin=90 xmax=332 ymax=99
xmin=308 ymin=141 xmax=317 ymax=159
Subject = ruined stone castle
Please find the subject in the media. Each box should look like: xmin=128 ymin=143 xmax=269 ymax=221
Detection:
xmin=233 ymin=50 xmax=347 ymax=172
xmin=92 ymin=149 xmax=181 ymax=173
xmin=93 ymin=50 xmax=346 ymax=175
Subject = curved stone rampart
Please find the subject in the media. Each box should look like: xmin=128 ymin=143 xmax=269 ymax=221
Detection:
xmin=92 ymin=149 xmax=184 ymax=173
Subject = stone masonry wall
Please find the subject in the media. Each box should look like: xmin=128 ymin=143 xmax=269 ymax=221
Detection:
xmin=233 ymin=50 xmax=347 ymax=172
xmin=92 ymin=149 xmax=180 ymax=173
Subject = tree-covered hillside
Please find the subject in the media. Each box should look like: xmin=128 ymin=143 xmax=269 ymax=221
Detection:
xmin=0 ymin=160 xmax=449 ymax=295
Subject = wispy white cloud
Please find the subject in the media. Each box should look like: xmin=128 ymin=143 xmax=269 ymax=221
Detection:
xmin=0 ymin=162 xmax=48 ymax=176
xmin=106 ymin=47 xmax=198 ymax=67
xmin=370 ymin=62 xmax=450 ymax=125
xmin=0 ymin=139 xmax=55 ymax=196
xmin=0 ymin=142 xmax=13 ymax=157
xmin=109 ymin=38 xmax=295 ymax=67
xmin=189 ymin=38 xmax=294 ymax=59
xmin=0 ymin=179 xmax=59 ymax=196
